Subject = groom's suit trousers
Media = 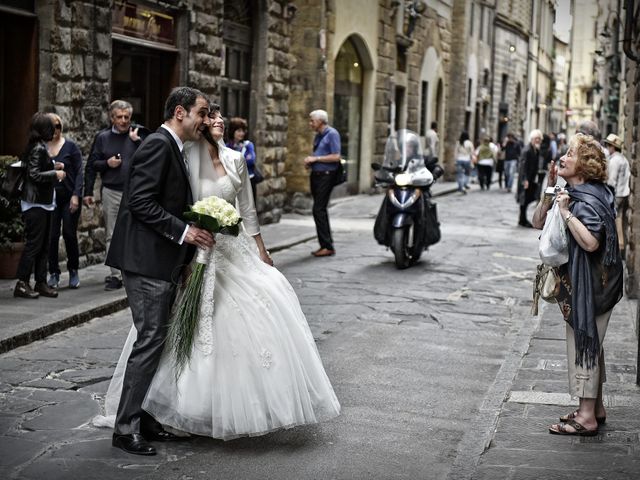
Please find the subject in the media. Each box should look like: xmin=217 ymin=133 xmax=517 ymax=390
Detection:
xmin=114 ymin=270 xmax=177 ymax=435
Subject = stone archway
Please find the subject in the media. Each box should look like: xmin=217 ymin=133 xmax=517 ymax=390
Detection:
xmin=332 ymin=34 xmax=374 ymax=193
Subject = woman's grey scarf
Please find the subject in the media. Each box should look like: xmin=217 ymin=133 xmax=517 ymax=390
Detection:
xmin=566 ymin=182 xmax=620 ymax=369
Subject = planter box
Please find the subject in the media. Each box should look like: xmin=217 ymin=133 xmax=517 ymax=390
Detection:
xmin=0 ymin=242 xmax=25 ymax=279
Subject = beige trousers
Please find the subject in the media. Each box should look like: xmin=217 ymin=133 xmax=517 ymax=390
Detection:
xmin=566 ymin=309 xmax=612 ymax=399
xmin=102 ymin=186 xmax=123 ymax=277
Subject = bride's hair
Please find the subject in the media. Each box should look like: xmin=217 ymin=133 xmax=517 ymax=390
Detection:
xmin=202 ymin=128 xmax=217 ymax=148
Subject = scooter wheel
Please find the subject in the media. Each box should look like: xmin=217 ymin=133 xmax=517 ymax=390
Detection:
xmin=392 ymin=228 xmax=412 ymax=269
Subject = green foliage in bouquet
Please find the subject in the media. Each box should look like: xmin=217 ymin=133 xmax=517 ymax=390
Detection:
xmin=167 ymin=197 xmax=242 ymax=376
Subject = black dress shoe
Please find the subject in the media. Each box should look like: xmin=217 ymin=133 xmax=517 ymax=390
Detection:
xmin=142 ymin=429 xmax=184 ymax=442
xmin=112 ymin=433 xmax=156 ymax=455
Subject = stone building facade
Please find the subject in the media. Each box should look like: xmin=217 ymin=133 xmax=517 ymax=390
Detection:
xmin=491 ymin=0 xmax=531 ymax=141
xmin=285 ymin=0 xmax=454 ymax=197
xmin=550 ymin=36 xmax=570 ymax=134
xmin=567 ymin=0 xmax=601 ymax=135
xmin=524 ymin=0 xmax=554 ymax=135
xmin=0 ymin=0 xmax=292 ymax=267
xmin=620 ymin=0 xmax=639 ymax=299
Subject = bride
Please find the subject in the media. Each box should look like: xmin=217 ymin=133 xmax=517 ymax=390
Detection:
xmin=97 ymin=109 xmax=340 ymax=440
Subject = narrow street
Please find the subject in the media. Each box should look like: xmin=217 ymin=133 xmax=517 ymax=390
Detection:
xmin=0 ymin=186 xmax=547 ymax=479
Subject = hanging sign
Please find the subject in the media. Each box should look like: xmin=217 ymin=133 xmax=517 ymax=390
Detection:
xmin=112 ymin=1 xmax=176 ymax=46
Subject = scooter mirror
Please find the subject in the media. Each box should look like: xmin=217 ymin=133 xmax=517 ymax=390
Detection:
xmin=371 ymin=162 xmax=381 ymax=171
xmin=431 ymin=164 xmax=445 ymax=180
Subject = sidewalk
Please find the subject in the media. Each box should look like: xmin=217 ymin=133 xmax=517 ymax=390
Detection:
xmin=0 ymin=180 xmax=459 ymax=353
xmin=473 ymin=293 xmax=640 ymax=479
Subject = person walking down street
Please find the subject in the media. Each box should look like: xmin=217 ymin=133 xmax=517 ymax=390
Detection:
xmin=304 ymin=109 xmax=341 ymax=257
xmin=516 ymin=129 xmax=543 ymax=227
xmin=14 ymin=113 xmax=66 ymax=299
xmin=535 ymin=134 xmax=553 ymax=200
xmin=454 ymin=131 xmax=474 ymax=194
xmin=90 ymin=100 xmax=146 ymax=291
xmin=603 ymin=134 xmax=630 ymax=252
xmin=532 ymin=133 xmax=623 ymax=437
xmin=46 ymin=113 xmax=83 ymax=289
xmin=492 ymin=137 xmax=505 ymax=189
xmin=474 ymin=136 xmax=495 ymax=190
xmin=226 ymin=117 xmax=260 ymax=201
xmin=502 ymin=133 xmax=522 ymax=193
xmin=425 ymin=121 xmax=439 ymax=161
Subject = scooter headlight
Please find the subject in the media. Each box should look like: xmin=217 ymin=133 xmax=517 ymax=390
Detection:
xmin=395 ymin=173 xmax=411 ymax=187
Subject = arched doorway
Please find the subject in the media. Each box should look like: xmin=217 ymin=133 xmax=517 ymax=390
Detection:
xmin=333 ymin=37 xmax=364 ymax=191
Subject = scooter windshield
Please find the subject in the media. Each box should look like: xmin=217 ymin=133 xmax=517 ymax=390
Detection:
xmin=382 ymin=130 xmax=424 ymax=173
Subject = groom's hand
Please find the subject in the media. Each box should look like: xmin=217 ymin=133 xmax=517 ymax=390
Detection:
xmin=184 ymin=226 xmax=215 ymax=249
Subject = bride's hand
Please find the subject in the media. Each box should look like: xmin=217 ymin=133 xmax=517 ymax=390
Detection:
xmin=259 ymin=249 xmax=274 ymax=266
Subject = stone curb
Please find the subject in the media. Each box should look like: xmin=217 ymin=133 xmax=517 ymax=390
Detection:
xmin=0 ymin=296 xmax=129 ymax=354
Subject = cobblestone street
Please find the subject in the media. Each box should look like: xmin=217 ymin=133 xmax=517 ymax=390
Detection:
xmin=0 ymin=187 xmax=638 ymax=479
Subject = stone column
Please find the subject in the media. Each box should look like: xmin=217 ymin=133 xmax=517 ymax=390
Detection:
xmin=285 ymin=0 xmax=331 ymax=202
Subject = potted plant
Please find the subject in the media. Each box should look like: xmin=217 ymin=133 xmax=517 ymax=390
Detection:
xmin=0 ymin=155 xmax=25 ymax=279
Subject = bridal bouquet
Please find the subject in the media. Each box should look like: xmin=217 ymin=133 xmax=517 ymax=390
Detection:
xmin=169 ymin=196 xmax=242 ymax=373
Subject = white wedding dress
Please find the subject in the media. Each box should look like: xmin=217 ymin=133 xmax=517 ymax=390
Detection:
xmin=96 ymin=142 xmax=340 ymax=440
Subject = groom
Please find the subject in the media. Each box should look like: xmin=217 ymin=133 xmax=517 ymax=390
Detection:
xmin=106 ymin=87 xmax=214 ymax=455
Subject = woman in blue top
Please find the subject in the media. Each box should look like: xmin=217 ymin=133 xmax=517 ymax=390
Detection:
xmin=226 ymin=117 xmax=259 ymax=201
xmin=46 ymin=113 xmax=84 ymax=289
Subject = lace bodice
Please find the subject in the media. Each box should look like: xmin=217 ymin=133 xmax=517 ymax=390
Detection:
xmin=199 ymin=157 xmax=236 ymax=204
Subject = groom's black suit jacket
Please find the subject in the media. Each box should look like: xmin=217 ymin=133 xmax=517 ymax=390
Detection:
xmin=106 ymin=127 xmax=195 ymax=282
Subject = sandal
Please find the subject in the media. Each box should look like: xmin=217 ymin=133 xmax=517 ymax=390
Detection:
xmin=549 ymin=419 xmax=598 ymax=436
xmin=559 ymin=410 xmax=606 ymax=425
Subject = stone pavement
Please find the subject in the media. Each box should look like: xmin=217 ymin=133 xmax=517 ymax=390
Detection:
xmin=0 ymin=180 xmax=458 ymax=354
xmin=472 ymin=293 xmax=640 ymax=479
xmin=1 ymin=179 xmax=639 ymax=480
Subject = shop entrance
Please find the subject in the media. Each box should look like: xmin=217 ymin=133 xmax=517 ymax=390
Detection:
xmin=0 ymin=9 xmax=37 ymax=156
xmin=333 ymin=38 xmax=364 ymax=191
xmin=111 ymin=41 xmax=178 ymax=130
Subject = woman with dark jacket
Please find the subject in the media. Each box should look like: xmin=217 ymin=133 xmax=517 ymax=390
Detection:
xmin=516 ymin=129 xmax=543 ymax=227
xmin=532 ymin=133 xmax=623 ymax=436
xmin=14 ymin=113 xmax=66 ymax=299
xmin=46 ymin=113 xmax=83 ymax=289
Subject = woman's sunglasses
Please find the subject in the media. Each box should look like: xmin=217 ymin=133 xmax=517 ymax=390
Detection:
xmin=54 ymin=124 xmax=62 ymax=130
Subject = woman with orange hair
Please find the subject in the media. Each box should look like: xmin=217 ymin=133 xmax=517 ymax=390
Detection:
xmin=532 ymin=133 xmax=623 ymax=436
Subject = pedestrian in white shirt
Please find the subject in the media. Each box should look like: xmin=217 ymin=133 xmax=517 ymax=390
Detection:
xmin=425 ymin=122 xmax=439 ymax=160
xmin=603 ymin=133 xmax=630 ymax=251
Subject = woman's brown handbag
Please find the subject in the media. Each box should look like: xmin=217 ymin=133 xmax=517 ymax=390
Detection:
xmin=532 ymin=264 xmax=560 ymax=315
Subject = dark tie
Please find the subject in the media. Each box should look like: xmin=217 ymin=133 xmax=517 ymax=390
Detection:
xmin=181 ymin=149 xmax=190 ymax=178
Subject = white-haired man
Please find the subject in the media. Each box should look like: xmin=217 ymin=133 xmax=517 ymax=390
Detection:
xmin=90 ymin=100 xmax=145 ymax=290
xmin=304 ymin=110 xmax=341 ymax=257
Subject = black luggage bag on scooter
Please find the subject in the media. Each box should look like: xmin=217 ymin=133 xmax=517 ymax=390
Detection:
xmin=373 ymin=195 xmax=391 ymax=245
xmin=423 ymin=200 xmax=441 ymax=246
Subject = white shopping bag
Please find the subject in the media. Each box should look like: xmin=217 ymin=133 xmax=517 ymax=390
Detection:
xmin=538 ymin=203 xmax=569 ymax=266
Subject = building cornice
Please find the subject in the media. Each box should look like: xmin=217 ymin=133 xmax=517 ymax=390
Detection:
xmin=494 ymin=13 xmax=529 ymax=42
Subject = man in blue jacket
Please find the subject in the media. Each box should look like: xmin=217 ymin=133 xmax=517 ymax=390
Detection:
xmin=304 ymin=109 xmax=342 ymax=257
